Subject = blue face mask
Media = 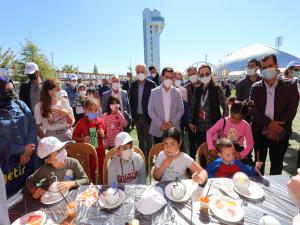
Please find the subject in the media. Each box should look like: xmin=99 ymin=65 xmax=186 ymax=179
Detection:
xmin=87 ymin=112 xmax=98 ymax=120
xmin=261 ymin=68 xmax=277 ymax=80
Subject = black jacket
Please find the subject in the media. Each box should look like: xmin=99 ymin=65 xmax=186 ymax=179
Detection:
xmin=250 ymin=78 xmax=299 ymax=134
xmin=129 ymin=79 xmax=156 ymax=124
xmin=19 ymin=81 xmax=32 ymax=111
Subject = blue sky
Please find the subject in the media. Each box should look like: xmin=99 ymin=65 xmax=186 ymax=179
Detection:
xmin=1 ymin=0 xmax=299 ymax=74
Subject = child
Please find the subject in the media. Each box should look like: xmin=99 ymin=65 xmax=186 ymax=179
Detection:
xmin=206 ymin=97 xmax=254 ymax=165
xmin=73 ymin=83 xmax=87 ymax=123
xmin=72 ymin=97 xmax=106 ymax=183
xmin=103 ymin=96 xmax=128 ymax=149
xmin=153 ymin=127 xmax=207 ymax=184
xmin=26 ymin=136 xmax=89 ymax=199
xmin=206 ymin=138 xmax=262 ymax=178
xmin=108 ymin=132 xmax=146 ymax=185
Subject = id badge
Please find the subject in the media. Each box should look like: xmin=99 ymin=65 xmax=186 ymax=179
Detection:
xmin=198 ymin=108 xmax=206 ymax=120
xmin=89 ymin=127 xmax=98 ymax=148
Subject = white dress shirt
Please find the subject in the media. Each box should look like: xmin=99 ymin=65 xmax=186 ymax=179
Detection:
xmin=162 ymin=87 xmax=171 ymax=122
xmin=264 ymin=79 xmax=278 ymax=120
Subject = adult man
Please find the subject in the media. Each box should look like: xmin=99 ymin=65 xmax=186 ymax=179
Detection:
xmin=250 ymin=54 xmax=299 ymax=175
xmin=147 ymin=65 xmax=160 ymax=86
xmin=236 ymin=59 xmax=262 ymax=101
xmin=65 ymin=74 xmax=79 ymax=106
xmin=148 ymin=67 xmax=184 ymax=144
xmin=122 ymin=72 xmax=133 ymax=93
xmin=129 ymin=65 xmax=156 ymax=158
xmin=19 ymin=62 xmax=43 ymax=113
xmin=102 ymin=75 xmax=132 ymax=125
xmin=98 ymin=76 xmax=111 ymax=98
xmin=285 ymin=61 xmax=300 ymax=80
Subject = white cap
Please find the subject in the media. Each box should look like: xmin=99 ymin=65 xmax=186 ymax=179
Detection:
xmin=287 ymin=61 xmax=300 ymax=68
xmin=69 ymin=74 xmax=78 ymax=80
xmin=24 ymin=62 xmax=39 ymax=75
xmin=114 ymin=132 xmax=133 ymax=148
xmin=60 ymin=90 xmax=68 ymax=97
xmin=37 ymin=136 xmax=72 ymax=159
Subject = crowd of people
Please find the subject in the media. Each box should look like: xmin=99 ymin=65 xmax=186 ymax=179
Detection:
xmin=0 ymin=53 xmax=300 ymax=223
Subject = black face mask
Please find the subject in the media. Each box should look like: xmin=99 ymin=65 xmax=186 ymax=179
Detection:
xmin=27 ymin=73 xmax=37 ymax=81
xmin=0 ymin=90 xmax=15 ymax=107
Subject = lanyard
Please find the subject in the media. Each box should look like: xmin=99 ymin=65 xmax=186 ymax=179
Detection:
xmin=119 ymin=158 xmax=135 ymax=176
xmin=200 ymin=89 xmax=209 ymax=108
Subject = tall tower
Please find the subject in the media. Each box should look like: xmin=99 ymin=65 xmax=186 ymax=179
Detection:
xmin=143 ymin=8 xmax=165 ymax=73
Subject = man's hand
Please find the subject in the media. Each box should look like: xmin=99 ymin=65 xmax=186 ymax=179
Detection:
xmin=20 ymin=154 xmax=31 ymax=166
xmin=189 ymin=123 xmax=197 ymax=133
xmin=267 ymin=121 xmax=285 ymax=134
xmin=266 ymin=130 xmax=280 ymax=141
xmin=160 ymin=123 xmax=168 ymax=131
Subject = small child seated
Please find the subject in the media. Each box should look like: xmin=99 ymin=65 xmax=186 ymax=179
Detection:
xmin=153 ymin=127 xmax=208 ymax=184
xmin=108 ymin=132 xmax=146 ymax=185
xmin=26 ymin=136 xmax=89 ymax=199
xmin=206 ymin=138 xmax=262 ymax=178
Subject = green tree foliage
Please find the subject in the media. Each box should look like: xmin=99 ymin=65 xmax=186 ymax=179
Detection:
xmin=61 ymin=64 xmax=79 ymax=73
xmin=12 ymin=39 xmax=55 ymax=82
xmin=0 ymin=47 xmax=16 ymax=68
xmin=93 ymin=64 xmax=98 ymax=74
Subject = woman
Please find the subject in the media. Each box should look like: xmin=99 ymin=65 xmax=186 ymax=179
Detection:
xmin=35 ymin=78 xmax=74 ymax=141
xmin=188 ymin=64 xmax=229 ymax=159
xmin=0 ymin=77 xmax=37 ymax=197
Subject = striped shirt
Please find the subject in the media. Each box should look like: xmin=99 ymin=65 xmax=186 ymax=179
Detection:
xmin=103 ymin=112 xmax=128 ymax=147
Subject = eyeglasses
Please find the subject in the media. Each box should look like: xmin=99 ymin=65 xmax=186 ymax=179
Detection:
xmin=199 ymin=73 xmax=211 ymax=77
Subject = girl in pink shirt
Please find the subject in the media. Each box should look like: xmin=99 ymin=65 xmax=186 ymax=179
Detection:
xmin=103 ymin=96 xmax=128 ymax=149
xmin=206 ymin=97 xmax=254 ymax=164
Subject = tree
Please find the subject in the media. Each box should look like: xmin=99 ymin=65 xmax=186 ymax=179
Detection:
xmin=61 ymin=64 xmax=79 ymax=73
xmin=93 ymin=64 xmax=98 ymax=74
xmin=12 ymin=39 xmax=55 ymax=82
xmin=0 ymin=47 xmax=15 ymax=68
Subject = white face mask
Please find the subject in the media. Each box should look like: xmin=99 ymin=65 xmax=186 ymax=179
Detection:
xmin=121 ymin=148 xmax=134 ymax=161
xmin=189 ymin=74 xmax=198 ymax=83
xmin=137 ymin=73 xmax=146 ymax=81
xmin=70 ymin=81 xmax=77 ymax=88
xmin=163 ymin=79 xmax=172 ymax=88
xmin=55 ymin=91 xmax=62 ymax=101
xmin=56 ymin=149 xmax=67 ymax=163
xmin=112 ymin=82 xmax=120 ymax=91
xmin=174 ymin=80 xmax=182 ymax=88
xmin=246 ymin=68 xmax=256 ymax=76
xmin=261 ymin=68 xmax=277 ymax=80
xmin=79 ymin=90 xmax=86 ymax=97
xmin=151 ymin=73 xmax=156 ymax=78
xmin=200 ymin=75 xmax=211 ymax=84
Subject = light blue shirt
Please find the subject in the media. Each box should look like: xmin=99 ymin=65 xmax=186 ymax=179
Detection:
xmin=264 ymin=79 xmax=278 ymax=120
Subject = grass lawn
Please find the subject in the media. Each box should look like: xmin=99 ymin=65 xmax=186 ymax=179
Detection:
xmin=129 ymin=88 xmax=300 ymax=176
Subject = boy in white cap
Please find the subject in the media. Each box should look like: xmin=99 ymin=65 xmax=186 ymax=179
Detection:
xmin=107 ymin=132 xmax=146 ymax=185
xmin=19 ymin=62 xmax=43 ymax=113
xmin=26 ymin=136 xmax=89 ymax=199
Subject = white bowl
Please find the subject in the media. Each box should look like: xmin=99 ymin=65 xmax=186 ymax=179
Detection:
xmin=233 ymin=172 xmax=250 ymax=192
xmin=48 ymin=182 xmax=59 ymax=193
xmin=259 ymin=215 xmax=281 ymax=225
xmin=171 ymin=182 xmax=186 ymax=200
xmin=105 ymin=188 xmax=120 ymax=205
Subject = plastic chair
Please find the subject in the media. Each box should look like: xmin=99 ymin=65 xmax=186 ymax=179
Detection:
xmin=196 ymin=142 xmax=217 ymax=168
xmin=67 ymin=143 xmax=99 ymax=184
xmin=147 ymin=143 xmax=164 ymax=183
xmin=102 ymin=146 xmax=145 ymax=185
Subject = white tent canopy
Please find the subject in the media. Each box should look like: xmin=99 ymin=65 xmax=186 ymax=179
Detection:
xmin=217 ymin=43 xmax=300 ymax=72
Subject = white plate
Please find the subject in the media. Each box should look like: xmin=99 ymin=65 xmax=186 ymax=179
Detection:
xmin=12 ymin=211 xmax=46 ymax=225
xmin=40 ymin=189 xmax=69 ymax=205
xmin=98 ymin=189 xmax=125 ymax=209
xmin=165 ymin=180 xmax=197 ymax=202
xmin=234 ymin=181 xmax=264 ymax=200
xmin=210 ymin=195 xmax=244 ymax=224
